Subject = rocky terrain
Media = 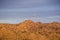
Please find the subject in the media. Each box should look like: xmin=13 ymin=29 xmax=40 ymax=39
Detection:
xmin=0 ymin=20 xmax=60 ymax=40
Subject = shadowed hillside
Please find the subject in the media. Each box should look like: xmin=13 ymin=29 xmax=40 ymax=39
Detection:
xmin=0 ymin=20 xmax=60 ymax=40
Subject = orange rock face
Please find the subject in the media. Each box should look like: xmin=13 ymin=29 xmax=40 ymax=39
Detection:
xmin=0 ymin=20 xmax=60 ymax=40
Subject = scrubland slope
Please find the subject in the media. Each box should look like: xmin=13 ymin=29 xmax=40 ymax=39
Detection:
xmin=0 ymin=20 xmax=60 ymax=40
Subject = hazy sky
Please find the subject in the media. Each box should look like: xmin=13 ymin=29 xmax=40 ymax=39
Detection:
xmin=0 ymin=0 xmax=60 ymax=24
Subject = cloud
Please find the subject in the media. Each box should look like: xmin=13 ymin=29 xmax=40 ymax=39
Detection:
xmin=0 ymin=18 xmax=27 ymax=24
xmin=0 ymin=0 xmax=58 ymax=8
xmin=0 ymin=16 xmax=60 ymax=24
xmin=27 ymin=16 xmax=60 ymax=23
xmin=0 ymin=0 xmax=60 ymax=24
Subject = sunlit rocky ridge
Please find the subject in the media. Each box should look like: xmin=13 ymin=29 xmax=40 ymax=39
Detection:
xmin=0 ymin=20 xmax=60 ymax=40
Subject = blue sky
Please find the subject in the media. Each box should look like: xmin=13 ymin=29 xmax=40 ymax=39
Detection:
xmin=0 ymin=0 xmax=60 ymax=24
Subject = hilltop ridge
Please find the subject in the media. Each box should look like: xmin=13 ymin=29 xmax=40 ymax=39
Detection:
xmin=0 ymin=20 xmax=60 ymax=40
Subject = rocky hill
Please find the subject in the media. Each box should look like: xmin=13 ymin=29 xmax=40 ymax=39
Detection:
xmin=0 ymin=20 xmax=60 ymax=40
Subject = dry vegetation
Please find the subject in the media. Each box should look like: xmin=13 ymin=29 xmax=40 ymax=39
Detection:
xmin=0 ymin=20 xmax=60 ymax=40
